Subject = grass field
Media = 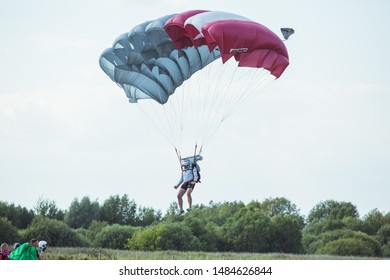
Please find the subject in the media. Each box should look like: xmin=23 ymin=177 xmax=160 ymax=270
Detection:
xmin=42 ymin=247 xmax=384 ymax=260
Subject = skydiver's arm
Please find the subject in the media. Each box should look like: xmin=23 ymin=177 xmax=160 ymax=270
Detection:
xmin=190 ymin=164 xmax=200 ymax=183
xmin=192 ymin=168 xmax=199 ymax=183
xmin=176 ymin=174 xmax=183 ymax=187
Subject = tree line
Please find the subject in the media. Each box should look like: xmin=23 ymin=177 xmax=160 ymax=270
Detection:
xmin=1 ymin=196 xmax=389 ymax=257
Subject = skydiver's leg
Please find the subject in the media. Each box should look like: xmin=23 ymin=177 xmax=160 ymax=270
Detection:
xmin=186 ymin=187 xmax=193 ymax=209
xmin=177 ymin=187 xmax=186 ymax=212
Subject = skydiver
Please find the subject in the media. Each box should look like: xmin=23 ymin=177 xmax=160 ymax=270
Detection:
xmin=174 ymin=161 xmax=201 ymax=215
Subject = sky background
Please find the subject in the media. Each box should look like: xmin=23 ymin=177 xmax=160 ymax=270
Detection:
xmin=1 ymin=0 xmax=389 ymax=217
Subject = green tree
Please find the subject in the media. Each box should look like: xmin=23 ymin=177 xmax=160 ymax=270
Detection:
xmin=183 ymin=215 xmax=222 ymax=252
xmin=317 ymin=238 xmax=375 ymax=257
xmin=64 ymin=196 xmax=100 ymax=228
xmin=128 ymin=222 xmax=200 ymax=251
xmin=94 ymin=224 xmax=138 ymax=249
xmin=208 ymin=201 xmax=245 ymax=226
xmin=0 ymin=201 xmax=34 ymax=229
xmin=74 ymin=228 xmax=92 ymax=247
xmin=100 ymin=194 xmax=137 ymax=225
xmin=303 ymin=218 xmax=345 ymax=236
xmin=270 ymin=213 xmax=304 ymax=253
xmin=136 ymin=207 xmax=162 ymax=226
xmin=383 ymin=244 xmax=390 ymax=257
xmin=361 ymin=209 xmax=388 ymax=235
xmin=224 ymin=207 xmax=272 ymax=252
xmin=342 ymin=216 xmax=364 ymax=232
xmin=34 ymin=197 xmax=65 ymax=220
xmin=303 ymin=229 xmax=382 ymax=257
xmin=89 ymin=220 xmax=109 ymax=240
xmin=165 ymin=202 xmax=180 ymax=217
xmin=0 ymin=217 xmax=19 ymax=244
xmin=307 ymin=200 xmax=359 ymax=223
xmin=20 ymin=216 xmax=86 ymax=247
xmin=256 ymin=197 xmax=301 ymax=217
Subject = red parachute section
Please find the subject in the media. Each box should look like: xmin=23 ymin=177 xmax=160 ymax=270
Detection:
xmin=164 ymin=10 xmax=289 ymax=78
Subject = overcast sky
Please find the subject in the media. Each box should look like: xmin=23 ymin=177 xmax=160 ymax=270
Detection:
xmin=1 ymin=0 xmax=389 ymax=217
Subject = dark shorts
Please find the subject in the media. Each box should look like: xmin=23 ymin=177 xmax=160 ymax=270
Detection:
xmin=181 ymin=181 xmax=195 ymax=190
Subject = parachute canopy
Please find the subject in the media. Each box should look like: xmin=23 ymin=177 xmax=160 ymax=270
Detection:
xmin=99 ymin=10 xmax=290 ymax=156
xmin=100 ymin=10 xmax=289 ymax=105
xmin=280 ymin=28 xmax=295 ymax=40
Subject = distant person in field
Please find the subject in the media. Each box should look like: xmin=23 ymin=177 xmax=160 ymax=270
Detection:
xmin=0 ymin=243 xmax=10 ymax=260
xmin=10 ymin=238 xmax=41 ymax=260
xmin=174 ymin=160 xmax=201 ymax=215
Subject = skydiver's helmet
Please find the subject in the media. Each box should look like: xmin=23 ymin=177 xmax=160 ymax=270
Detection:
xmin=13 ymin=243 xmax=21 ymax=249
xmin=38 ymin=240 xmax=47 ymax=253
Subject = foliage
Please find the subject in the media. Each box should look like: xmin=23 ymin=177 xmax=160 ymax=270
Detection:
xmin=0 ymin=201 xmax=34 ymax=229
xmin=88 ymin=220 xmax=109 ymax=239
xmin=376 ymin=224 xmax=390 ymax=245
xmin=136 ymin=206 xmax=162 ymax=226
xmin=2 ymin=196 xmax=390 ymax=258
xmin=361 ymin=209 xmax=390 ymax=235
xmin=303 ymin=218 xmax=345 ymax=236
xmin=100 ymin=194 xmax=137 ymax=226
xmin=224 ymin=207 xmax=272 ymax=252
xmin=74 ymin=228 xmax=92 ymax=247
xmin=303 ymin=229 xmax=382 ymax=256
xmin=252 ymin=197 xmax=301 ymax=217
xmin=317 ymin=238 xmax=375 ymax=257
xmin=342 ymin=216 xmax=364 ymax=232
xmin=307 ymin=200 xmax=359 ymax=223
xmin=34 ymin=197 xmax=65 ymax=220
xmin=64 ymin=196 xmax=100 ymax=229
xmin=94 ymin=224 xmax=138 ymax=249
xmin=182 ymin=215 xmax=223 ymax=252
xmin=0 ymin=217 xmax=19 ymax=244
xmin=128 ymin=222 xmax=200 ymax=251
xmin=20 ymin=216 xmax=86 ymax=247
xmin=382 ymin=244 xmax=390 ymax=258
xmin=203 ymin=201 xmax=246 ymax=226
xmin=269 ymin=213 xmax=304 ymax=253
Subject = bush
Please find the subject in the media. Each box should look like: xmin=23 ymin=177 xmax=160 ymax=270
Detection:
xmin=270 ymin=214 xmax=304 ymax=253
xmin=302 ymin=233 xmax=322 ymax=254
xmin=376 ymin=224 xmax=390 ymax=245
xmin=74 ymin=228 xmax=92 ymax=247
xmin=94 ymin=224 xmax=138 ymax=249
xmin=127 ymin=222 xmax=200 ymax=251
xmin=224 ymin=208 xmax=272 ymax=252
xmin=183 ymin=216 xmax=223 ymax=252
xmin=382 ymin=244 xmax=390 ymax=257
xmin=342 ymin=216 xmax=363 ymax=232
xmin=317 ymin=238 xmax=375 ymax=257
xmin=0 ymin=217 xmax=19 ymax=244
xmin=88 ymin=220 xmax=109 ymax=239
xmin=303 ymin=218 xmax=345 ymax=236
xmin=19 ymin=216 xmax=86 ymax=247
xmin=304 ymin=229 xmax=382 ymax=257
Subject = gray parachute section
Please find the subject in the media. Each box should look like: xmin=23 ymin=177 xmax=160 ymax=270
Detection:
xmin=99 ymin=14 xmax=221 ymax=104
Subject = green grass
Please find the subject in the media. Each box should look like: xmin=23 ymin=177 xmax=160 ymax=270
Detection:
xmin=42 ymin=247 xmax=384 ymax=260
